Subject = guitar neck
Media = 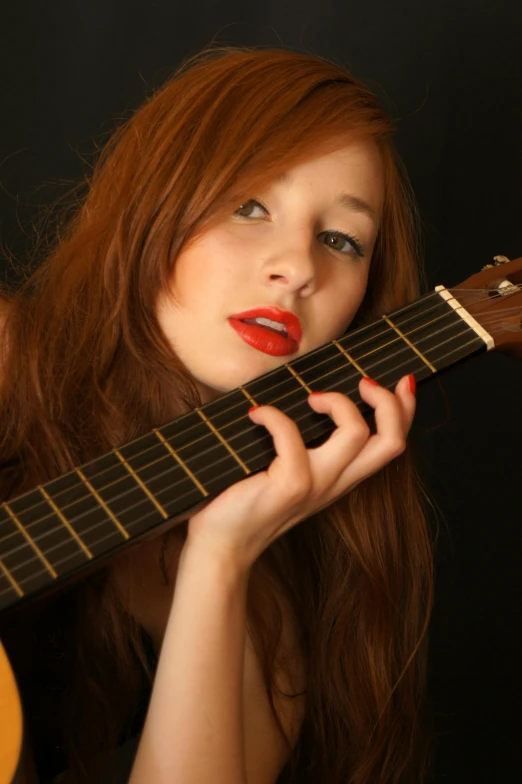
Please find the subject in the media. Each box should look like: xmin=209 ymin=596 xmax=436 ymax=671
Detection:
xmin=0 ymin=286 xmax=489 ymax=613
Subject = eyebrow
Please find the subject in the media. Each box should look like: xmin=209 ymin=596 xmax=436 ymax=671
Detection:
xmin=335 ymin=193 xmax=379 ymax=225
xmin=276 ymin=173 xmax=379 ymax=225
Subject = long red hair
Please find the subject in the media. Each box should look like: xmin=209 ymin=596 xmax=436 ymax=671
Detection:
xmin=0 ymin=47 xmax=432 ymax=783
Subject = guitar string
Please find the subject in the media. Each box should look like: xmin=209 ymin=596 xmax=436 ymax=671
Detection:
xmin=1 ymin=285 xmax=519 ymax=562
xmin=0 ymin=331 xmax=481 ymax=593
xmin=0 ymin=295 xmax=482 ymax=536
xmin=0 ymin=284 xmax=520 ymax=580
xmin=0 ymin=328 xmax=498 ymax=588
xmin=0 ymin=319 xmax=516 ymax=593
xmin=6 ymin=283 xmax=513 ymax=525
xmin=0 ymin=289 xmax=519 ymax=569
xmin=0 ymin=316 xmax=476 ymax=569
xmin=138 ymin=284 xmax=520 ymax=436
xmin=2 ymin=285 xmax=507 ymax=514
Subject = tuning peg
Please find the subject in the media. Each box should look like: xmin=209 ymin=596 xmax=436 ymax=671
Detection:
xmin=481 ymin=254 xmax=511 ymax=270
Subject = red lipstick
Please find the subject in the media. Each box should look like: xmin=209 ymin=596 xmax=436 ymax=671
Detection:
xmin=228 ymin=306 xmax=302 ymax=356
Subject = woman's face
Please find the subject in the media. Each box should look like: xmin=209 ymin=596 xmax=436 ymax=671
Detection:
xmin=157 ymin=138 xmax=384 ymax=400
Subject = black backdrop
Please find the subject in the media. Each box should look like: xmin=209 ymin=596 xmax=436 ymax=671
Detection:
xmin=1 ymin=1 xmax=521 ymax=781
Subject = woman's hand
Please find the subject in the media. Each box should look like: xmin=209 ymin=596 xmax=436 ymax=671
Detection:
xmin=186 ymin=375 xmax=416 ymax=571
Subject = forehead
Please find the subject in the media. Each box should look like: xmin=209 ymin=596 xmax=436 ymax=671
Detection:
xmin=273 ymin=140 xmax=384 ymax=222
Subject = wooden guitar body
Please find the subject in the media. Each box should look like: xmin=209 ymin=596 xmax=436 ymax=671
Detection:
xmin=0 ymin=641 xmax=22 ymax=784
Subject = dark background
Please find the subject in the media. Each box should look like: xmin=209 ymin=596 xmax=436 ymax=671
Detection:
xmin=1 ymin=1 xmax=521 ymax=781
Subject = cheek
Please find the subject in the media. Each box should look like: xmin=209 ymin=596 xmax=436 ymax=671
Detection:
xmin=335 ymin=268 xmax=370 ymax=324
xmin=171 ymin=248 xmax=207 ymax=301
xmin=173 ymin=235 xmax=239 ymax=301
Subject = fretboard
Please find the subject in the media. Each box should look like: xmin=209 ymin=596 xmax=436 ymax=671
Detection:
xmin=0 ymin=288 xmax=489 ymax=613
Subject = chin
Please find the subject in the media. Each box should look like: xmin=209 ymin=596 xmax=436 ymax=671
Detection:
xmin=193 ymin=366 xmax=265 ymax=401
xmin=193 ymin=343 xmax=304 ymax=402
xmin=194 ymin=375 xmax=240 ymax=402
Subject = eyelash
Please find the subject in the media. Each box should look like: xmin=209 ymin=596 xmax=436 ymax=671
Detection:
xmin=234 ymin=199 xmax=365 ymax=258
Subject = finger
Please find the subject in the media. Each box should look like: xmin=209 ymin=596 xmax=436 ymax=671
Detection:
xmin=325 ymin=378 xmax=410 ymax=489
xmin=248 ymin=405 xmax=312 ymax=492
xmin=358 ymin=376 xmax=410 ymax=453
xmin=306 ymin=391 xmax=371 ymax=477
xmin=393 ymin=374 xmax=417 ymax=432
xmin=314 ymin=379 xmax=411 ymax=500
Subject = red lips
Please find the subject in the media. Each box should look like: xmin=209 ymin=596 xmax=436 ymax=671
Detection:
xmin=228 ymin=306 xmax=302 ymax=357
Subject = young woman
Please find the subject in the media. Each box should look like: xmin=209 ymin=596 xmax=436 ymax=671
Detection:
xmin=0 ymin=47 xmax=433 ymax=784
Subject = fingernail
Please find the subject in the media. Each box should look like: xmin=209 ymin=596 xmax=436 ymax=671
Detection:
xmin=248 ymin=405 xmax=259 ymax=413
xmin=362 ymin=377 xmax=380 ymax=386
xmin=408 ymin=374 xmax=416 ymax=395
xmin=309 ymin=390 xmax=325 ymax=395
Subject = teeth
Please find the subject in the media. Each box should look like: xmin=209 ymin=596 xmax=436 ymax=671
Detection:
xmin=241 ymin=316 xmax=289 ymax=337
xmin=254 ymin=317 xmax=288 ymax=336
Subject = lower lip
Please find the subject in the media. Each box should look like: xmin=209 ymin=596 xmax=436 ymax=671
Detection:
xmin=228 ymin=319 xmax=299 ymax=356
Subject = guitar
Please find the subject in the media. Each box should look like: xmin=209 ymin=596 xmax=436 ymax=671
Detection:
xmin=1 ymin=254 xmax=521 ymax=783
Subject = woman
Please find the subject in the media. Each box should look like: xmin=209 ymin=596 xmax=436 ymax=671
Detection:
xmin=0 ymin=47 xmax=433 ymax=783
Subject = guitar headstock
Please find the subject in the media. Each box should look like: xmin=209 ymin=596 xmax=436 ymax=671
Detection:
xmin=446 ymin=255 xmax=522 ymax=358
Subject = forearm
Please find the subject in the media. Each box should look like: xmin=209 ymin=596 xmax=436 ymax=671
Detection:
xmin=128 ymin=535 xmax=250 ymax=784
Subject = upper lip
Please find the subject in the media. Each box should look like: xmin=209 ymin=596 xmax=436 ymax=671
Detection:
xmin=228 ymin=306 xmax=302 ymax=343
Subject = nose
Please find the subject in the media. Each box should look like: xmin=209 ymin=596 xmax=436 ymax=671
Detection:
xmin=260 ymin=238 xmax=316 ymax=296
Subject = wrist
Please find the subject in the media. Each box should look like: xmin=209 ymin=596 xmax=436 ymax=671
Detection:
xmin=180 ymin=529 xmax=252 ymax=584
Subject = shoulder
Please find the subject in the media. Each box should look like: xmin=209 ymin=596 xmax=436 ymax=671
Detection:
xmin=243 ymin=590 xmax=307 ymax=784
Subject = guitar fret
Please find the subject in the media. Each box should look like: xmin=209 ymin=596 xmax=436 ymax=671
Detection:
xmin=381 ymin=315 xmax=437 ymax=373
xmin=285 ymin=364 xmax=312 ymax=393
xmin=2 ymin=490 xmax=88 ymax=578
xmin=238 ymin=385 xmax=259 ymax=407
xmin=38 ymin=486 xmax=93 ymax=560
xmin=196 ymin=408 xmax=251 ymax=475
xmin=114 ymin=449 xmax=169 ymax=520
xmin=247 ymin=369 xmax=305 ymax=407
xmin=435 ymin=285 xmax=494 ymax=348
xmin=340 ymin=316 xmax=430 ymax=385
xmin=391 ymin=298 xmax=486 ymax=370
xmin=332 ymin=340 xmax=369 ymax=377
xmin=160 ymin=414 xmax=246 ymax=499
xmin=223 ymin=420 xmax=275 ymax=473
xmin=75 ymin=469 xmax=130 ymax=540
xmin=44 ymin=471 xmax=124 ymax=557
xmin=153 ymin=429 xmax=209 ymax=497
xmin=3 ymin=503 xmax=57 ymax=578
xmin=85 ymin=446 xmax=166 ymax=537
xmin=201 ymin=390 xmax=278 ymax=474
xmin=0 ymin=557 xmax=23 ymax=597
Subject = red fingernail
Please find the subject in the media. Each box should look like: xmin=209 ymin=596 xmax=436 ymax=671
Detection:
xmin=248 ymin=405 xmax=259 ymax=413
xmin=309 ymin=390 xmax=325 ymax=395
xmin=408 ymin=374 xmax=416 ymax=395
xmin=362 ymin=377 xmax=380 ymax=386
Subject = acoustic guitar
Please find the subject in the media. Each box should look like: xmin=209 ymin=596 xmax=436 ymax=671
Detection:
xmin=1 ymin=254 xmax=521 ymax=783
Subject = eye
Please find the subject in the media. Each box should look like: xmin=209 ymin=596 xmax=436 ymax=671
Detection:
xmin=319 ymin=230 xmax=364 ymax=258
xmin=234 ymin=199 xmax=269 ymax=219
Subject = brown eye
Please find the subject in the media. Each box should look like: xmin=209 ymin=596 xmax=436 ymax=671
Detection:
xmin=320 ymin=231 xmax=364 ymax=258
xmin=234 ymin=199 xmax=268 ymax=218
xmin=324 ymin=233 xmax=347 ymax=251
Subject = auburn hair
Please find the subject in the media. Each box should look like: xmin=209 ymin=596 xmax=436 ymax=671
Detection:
xmin=0 ymin=47 xmax=433 ymax=783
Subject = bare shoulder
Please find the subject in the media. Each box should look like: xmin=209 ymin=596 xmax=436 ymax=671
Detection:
xmin=243 ymin=591 xmax=307 ymax=784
